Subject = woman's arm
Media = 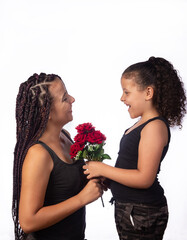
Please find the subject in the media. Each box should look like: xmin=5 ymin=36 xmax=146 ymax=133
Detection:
xmin=83 ymin=120 xmax=168 ymax=189
xmin=19 ymin=144 xmax=102 ymax=233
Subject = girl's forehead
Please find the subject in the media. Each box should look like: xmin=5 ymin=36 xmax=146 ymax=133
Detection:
xmin=121 ymin=77 xmax=136 ymax=87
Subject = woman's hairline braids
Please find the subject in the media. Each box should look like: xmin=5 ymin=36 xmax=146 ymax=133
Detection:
xmin=30 ymin=82 xmax=52 ymax=105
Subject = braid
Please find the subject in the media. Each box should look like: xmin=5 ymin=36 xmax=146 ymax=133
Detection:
xmin=12 ymin=73 xmax=61 ymax=239
xmin=122 ymin=57 xmax=186 ymax=127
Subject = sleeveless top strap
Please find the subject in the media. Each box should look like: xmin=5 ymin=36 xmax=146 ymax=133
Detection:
xmin=36 ymin=129 xmax=74 ymax=155
xmin=36 ymin=130 xmax=74 ymax=163
xmin=36 ymin=140 xmax=56 ymax=160
xmin=61 ymin=129 xmax=74 ymax=143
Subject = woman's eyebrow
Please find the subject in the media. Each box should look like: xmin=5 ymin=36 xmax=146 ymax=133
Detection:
xmin=62 ymin=91 xmax=67 ymax=98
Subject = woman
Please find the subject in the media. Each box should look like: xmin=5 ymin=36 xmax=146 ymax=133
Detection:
xmin=12 ymin=73 xmax=103 ymax=240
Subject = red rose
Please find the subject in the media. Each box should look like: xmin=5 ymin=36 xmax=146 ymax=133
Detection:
xmin=74 ymin=133 xmax=87 ymax=144
xmin=87 ymin=130 xmax=106 ymax=144
xmin=76 ymin=123 xmax=95 ymax=134
xmin=70 ymin=142 xmax=85 ymax=159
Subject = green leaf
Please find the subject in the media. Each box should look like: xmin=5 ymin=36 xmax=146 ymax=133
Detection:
xmin=88 ymin=144 xmax=94 ymax=152
xmin=75 ymin=150 xmax=83 ymax=160
xmin=95 ymin=144 xmax=101 ymax=150
xmin=82 ymin=149 xmax=88 ymax=159
xmin=100 ymin=148 xmax=104 ymax=155
xmin=101 ymin=154 xmax=111 ymax=160
xmin=93 ymin=148 xmax=102 ymax=159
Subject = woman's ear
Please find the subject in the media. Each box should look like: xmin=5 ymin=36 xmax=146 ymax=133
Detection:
xmin=145 ymin=86 xmax=154 ymax=100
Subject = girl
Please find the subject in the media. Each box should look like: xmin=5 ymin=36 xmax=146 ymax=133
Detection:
xmin=12 ymin=73 xmax=103 ymax=240
xmin=83 ymin=57 xmax=186 ymax=239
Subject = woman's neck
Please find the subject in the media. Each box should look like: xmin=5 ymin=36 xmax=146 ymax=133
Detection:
xmin=39 ymin=123 xmax=64 ymax=144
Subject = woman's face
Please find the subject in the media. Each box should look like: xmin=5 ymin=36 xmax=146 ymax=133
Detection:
xmin=49 ymin=78 xmax=75 ymax=126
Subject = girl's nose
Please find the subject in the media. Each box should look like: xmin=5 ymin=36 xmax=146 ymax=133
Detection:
xmin=120 ymin=94 xmax=125 ymax=102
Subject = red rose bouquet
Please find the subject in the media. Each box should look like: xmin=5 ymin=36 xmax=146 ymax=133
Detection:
xmin=70 ymin=123 xmax=111 ymax=162
xmin=70 ymin=123 xmax=111 ymax=207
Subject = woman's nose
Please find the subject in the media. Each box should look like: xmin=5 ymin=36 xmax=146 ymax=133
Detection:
xmin=70 ymin=95 xmax=75 ymax=103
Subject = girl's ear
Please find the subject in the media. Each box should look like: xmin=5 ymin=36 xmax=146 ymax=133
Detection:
xmin=145 ymin=86 xmax=154 ymax=100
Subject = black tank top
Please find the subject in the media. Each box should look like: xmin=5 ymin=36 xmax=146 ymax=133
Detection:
xmin=27 ymin=133 xmax=87 ymax=240
xmin=110 ymin=116 xmax=170 ymax=205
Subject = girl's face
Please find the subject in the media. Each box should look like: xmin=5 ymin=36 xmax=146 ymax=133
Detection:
xmin=49 ymin=78 xmax=75 ymax=126
xmin=120 ymin=77 xmax=148 ymax=119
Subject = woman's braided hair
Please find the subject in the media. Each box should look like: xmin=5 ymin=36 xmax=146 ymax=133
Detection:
xmin=122 ymin=57 xmax=186 ymax=127
xmin=12 ymin=73 xmax=61 ymax=239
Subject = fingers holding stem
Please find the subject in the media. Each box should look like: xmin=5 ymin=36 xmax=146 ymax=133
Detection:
xmin=83 ymin=161 xmax=107 ymax=207
xmin=83 ymin=161 xmax=102 ymax=179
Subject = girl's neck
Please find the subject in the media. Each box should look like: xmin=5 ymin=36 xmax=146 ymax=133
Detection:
xmin=139 ymin=110 xmax=160 ymax=124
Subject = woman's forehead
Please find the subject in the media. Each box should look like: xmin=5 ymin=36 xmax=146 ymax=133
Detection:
xmin=49 ymin=78 xmax=66 ymax=96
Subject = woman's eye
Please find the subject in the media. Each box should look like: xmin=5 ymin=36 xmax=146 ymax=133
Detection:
xmin=62 ymin=97 xmax=68 ymax=102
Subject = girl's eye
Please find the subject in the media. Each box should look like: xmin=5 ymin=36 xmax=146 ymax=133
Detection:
xmin=124 ymin=91 xmax=129 ymax=95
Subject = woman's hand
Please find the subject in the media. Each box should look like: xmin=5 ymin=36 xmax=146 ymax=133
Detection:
xmin=77 ymin=178 xmax=103 ymax=205
xmin=100 ymin=177 xmax=110 ymax=191
xmin=83 ymin=161 xmax=104 ymax=179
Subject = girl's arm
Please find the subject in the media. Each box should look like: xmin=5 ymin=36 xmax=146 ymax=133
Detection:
xmin=19 ymin=144 xmax=102 ymax=234
xmin=83 ymin=120 xmax=168 ymax=189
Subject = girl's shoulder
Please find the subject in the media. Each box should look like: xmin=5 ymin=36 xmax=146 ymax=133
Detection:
xmin=140 ymin=116 xmax=169 ymax=131
xmin=142 ymin=118 xmax=169 ymax=145
xmin=144 ymin=118 xmax=168 ymax=131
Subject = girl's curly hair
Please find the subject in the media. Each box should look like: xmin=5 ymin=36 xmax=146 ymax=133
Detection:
xmin=122 ymin=57 xmax=186 ymax=128
xmin=12 ymin=73 xmax=61 ymax=239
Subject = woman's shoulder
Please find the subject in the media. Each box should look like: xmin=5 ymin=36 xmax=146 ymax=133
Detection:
xmin=24 ymin=143 xmax=53 ymax=167
xmin=28 ymin=142 xmax=48 ymax=154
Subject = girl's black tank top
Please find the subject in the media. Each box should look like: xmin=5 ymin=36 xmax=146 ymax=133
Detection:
xmin=110 ymin=116 xmax=170 ymax=206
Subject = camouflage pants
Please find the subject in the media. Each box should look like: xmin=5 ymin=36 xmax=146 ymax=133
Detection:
xmin=114 ymin=201 xmax=168 ymax=240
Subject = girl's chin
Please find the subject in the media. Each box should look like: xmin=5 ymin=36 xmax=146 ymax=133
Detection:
xmin=128 ymin=111 xmax=138 ymax=119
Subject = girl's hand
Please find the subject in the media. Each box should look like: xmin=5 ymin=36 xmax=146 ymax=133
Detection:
xmin=83 ymin=161 xmax=103 ymax=179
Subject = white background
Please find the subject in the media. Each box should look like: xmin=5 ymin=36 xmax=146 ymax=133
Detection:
xmin=0 ymin=0 xmax=187 ymax=239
